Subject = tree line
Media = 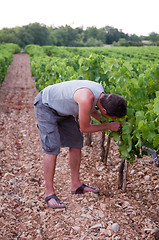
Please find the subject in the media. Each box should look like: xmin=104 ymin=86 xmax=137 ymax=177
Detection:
xmin=0 ymin=22 xmax=159 ymax=48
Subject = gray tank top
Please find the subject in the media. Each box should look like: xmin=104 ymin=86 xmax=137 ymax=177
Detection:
xmin=42 ymin=80 xmax=104 ymax=117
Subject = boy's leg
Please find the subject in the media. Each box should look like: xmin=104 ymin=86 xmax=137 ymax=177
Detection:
xmin=43 ymin=153 xmax=57 ymax=196
xmin=69 ymin=147 xmax=99 ymax=193
xmin=69 ymin=148 xmax=81 ymax=191
xmin=43 ymin=154 xmax=65 ymax=208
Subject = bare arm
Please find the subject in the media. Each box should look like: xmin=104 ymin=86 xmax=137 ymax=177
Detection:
xmin=74 ymin=88 xmax=121 ymax=133
xmin=91 ymin=109 xmax=101 ymax=122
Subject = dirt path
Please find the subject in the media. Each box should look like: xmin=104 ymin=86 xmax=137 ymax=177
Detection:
xmin=0 ymin=54 xmax=158 ymax=240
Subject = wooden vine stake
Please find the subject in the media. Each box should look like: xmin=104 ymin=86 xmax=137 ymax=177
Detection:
xmin=104 ymin=136 xmax=111 ymax=165
xmin=100 ymin=131 xmax=105 ymax=162
xmin=84 ymin=119 xmax=93 ymax=146
xmin=118 ymin=159 xmax=129 ymax=192
xmin=99 ymin=131 xmax=129 ymax=192
xmin=85 ymin=132 xmax=92 ymax=146
xmin=100 ymin=131 xmax=111 ymax=165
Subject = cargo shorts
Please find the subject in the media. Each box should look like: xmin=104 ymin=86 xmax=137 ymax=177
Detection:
xmin=33 ymin=92 xmax=83 ymax=155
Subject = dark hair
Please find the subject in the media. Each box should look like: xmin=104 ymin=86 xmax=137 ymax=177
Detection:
xmin=100 ymin=94 xmax=127 ymax=118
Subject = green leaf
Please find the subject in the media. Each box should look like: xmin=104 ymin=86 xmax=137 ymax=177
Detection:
xmin=110 ymin=132 xmax=120 ymax=142
xmin=153 ymin=101 xmax=159 ymax=114
xmin=124 ymin=62 xmax=133 ymax=71
xmin=136 ymin=111 xmax=144 ymax=125
xmin=138 ymin=120 xmax=145 ymax=130
xmin=153 ymin=134 xmax=159 ymax=147
xmin=119 ymin=144 xmax=130 ymax=159
xmin=122 ymin=122 xmax=132 ymax=135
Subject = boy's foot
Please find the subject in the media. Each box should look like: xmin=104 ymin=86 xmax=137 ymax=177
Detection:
xmin=45 ymin=194 xmax=66 ymax=209
xmin=71 ymin=184 xmax=99 ymax=194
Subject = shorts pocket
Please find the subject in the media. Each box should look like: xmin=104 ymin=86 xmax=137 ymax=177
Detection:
xmin=40 ymin=125 xmax=59 ymax=152
xmin=33 ymin=97 xmax=39 ymax=106
xmin=34 ymin=92 xmax=42 ymax=105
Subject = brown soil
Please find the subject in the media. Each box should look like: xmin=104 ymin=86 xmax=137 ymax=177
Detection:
xmin=0 ymin=54 xmax=158 ymax=240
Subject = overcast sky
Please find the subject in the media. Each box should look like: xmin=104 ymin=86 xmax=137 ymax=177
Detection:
xmin=0 ymin=0 xmax=159 ymax=36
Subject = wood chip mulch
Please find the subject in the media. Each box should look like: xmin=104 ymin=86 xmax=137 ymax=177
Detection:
xmin=0 ymin=54 xmax=158 ymax=240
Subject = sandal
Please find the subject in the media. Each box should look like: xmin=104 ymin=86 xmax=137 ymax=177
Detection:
xmin=45 ymin=194 xmax=66 ymax=209
xmin=71 ymin=184 xmax=100 ymax=195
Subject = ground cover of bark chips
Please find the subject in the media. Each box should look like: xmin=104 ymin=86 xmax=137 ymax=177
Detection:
xmin=0 ymin=54 xmax=158 ymax=240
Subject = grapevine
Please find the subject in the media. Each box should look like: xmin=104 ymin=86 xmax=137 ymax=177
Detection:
xmin=25 ymin=44 xmax=159 ymax=166
xmin=0 ymin=43 xmax=20 ymax=83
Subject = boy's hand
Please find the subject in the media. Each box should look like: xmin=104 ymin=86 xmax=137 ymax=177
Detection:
xmin=106 ymin=122 xmax=121 ymax=132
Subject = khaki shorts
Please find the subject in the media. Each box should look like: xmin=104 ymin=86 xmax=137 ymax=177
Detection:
xmin=34 ymin=92 xmax=83 ymax=155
